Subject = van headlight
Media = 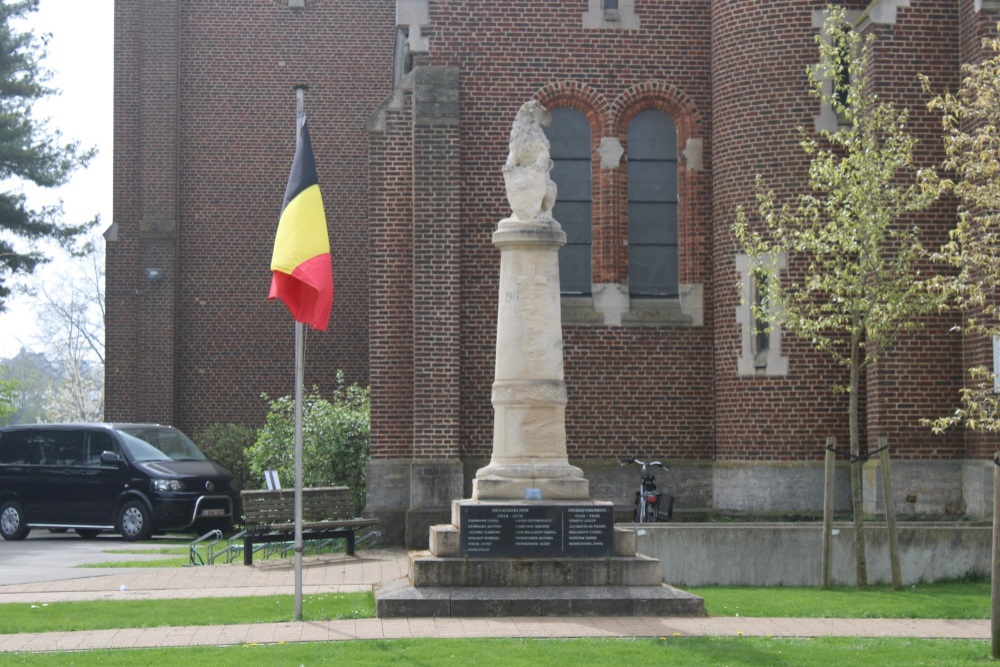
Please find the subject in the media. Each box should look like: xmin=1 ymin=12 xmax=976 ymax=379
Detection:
xmin=153 ymin=479 xmax=184 ymax=492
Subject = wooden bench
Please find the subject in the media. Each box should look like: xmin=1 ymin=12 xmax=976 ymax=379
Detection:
xmin=240 ymin=486 xmax=378 ymax=566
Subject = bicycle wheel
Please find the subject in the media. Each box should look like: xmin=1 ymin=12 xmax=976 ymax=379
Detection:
xmin=633 ymin=492 xmax=643 ymax=522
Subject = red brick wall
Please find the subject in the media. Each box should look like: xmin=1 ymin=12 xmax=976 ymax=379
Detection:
xmin=106 ymin=0 xmax=142 ymax=424
xmin=957 ymin=0 xmax=1000 ymax=458
xmin=712 ymin=0 xmax=860 ymax=463
xmin=108 ymin=0 xmax=179 ymax=425
xmin=414 ymin=0 xmax=718 ymax=462
xmin=110 ymin=0 xmax=995 ymax=480
xmin=108 ymin=0 xmax=394 ymax=435
xmin=861 ymin=1 xmax=966 ymax=460
xmin=369 ymin=89 xmax=416 ymax=460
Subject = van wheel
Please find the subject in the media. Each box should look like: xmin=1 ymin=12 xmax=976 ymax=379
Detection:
xmin=76 ymin=529 xmax=101 ymax=539
xmin=0 ymin=500 xmax=30 ymax=541
xmin=118 ymin=501 xmax=152 ymax=541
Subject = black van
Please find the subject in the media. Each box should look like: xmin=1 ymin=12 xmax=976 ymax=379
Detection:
xmin=0 ymin=423 xmax=238 ymax=541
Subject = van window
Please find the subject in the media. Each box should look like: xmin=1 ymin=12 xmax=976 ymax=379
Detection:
xmin=0 ymin=431 xmax=37 ymax=464
xmin=38 ymin=430 xmax=85 ymax=466
xmin=84 ymin=431 xmax=118 ymax=466
xmin=118 ymin=427 xmax=207 ymax=462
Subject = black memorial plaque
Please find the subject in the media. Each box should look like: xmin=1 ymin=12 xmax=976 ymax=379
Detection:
xmin=460 ymin=504 xmax=613 ymax=557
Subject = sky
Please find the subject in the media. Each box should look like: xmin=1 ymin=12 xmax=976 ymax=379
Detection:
xmin=0 ymin=0 xmax=114 ymax=359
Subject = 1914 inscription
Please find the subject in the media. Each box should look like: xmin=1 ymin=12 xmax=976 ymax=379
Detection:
xmin=460 ymin=504 xmax=613 ymax=558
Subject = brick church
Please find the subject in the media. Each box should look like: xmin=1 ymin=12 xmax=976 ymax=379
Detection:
xmin=107 ymin=0 xmax=1000 ymax=546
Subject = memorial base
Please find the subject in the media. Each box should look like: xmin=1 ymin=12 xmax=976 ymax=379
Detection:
xmin=375 ymin=577 xmax=705 ymax=618
xmin=373 ymin=499 xmax=706 ymax=618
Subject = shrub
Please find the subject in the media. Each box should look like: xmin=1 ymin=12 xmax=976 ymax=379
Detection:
xmin=195 ymin=423 xmax=256 ymax=491
xmin=247 ymin=373 xmax=370 ymax=513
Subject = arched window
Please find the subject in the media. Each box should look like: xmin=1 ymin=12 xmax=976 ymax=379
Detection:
xmin=627 ymin=109 xmax=678 ymax=297
xmin=546 ymin=107 xmax=592 ymax=296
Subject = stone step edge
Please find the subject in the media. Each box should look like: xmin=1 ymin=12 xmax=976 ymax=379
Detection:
xmin=409 ymin=551 xmax=664 ymax=587
xmin=374 ymin=577 xmax=706 ymax=618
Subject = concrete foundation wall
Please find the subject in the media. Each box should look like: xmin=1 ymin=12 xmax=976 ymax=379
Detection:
xmin=862 ymin=459 xmax=965 ymax=516
xmin=370 ymin=457 xmax=996 ymax=547
xmin=713 ymin=461 xmax=853 ymax=514
xmin=637 ymin=522 xmax=991 ymax=587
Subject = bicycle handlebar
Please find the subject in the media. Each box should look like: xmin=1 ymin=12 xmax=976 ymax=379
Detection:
xmin=620 ymin=458 xmax=668 ymax=470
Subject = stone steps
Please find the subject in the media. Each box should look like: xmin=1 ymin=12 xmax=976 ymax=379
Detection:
xmin=375 ymin=576 xmax=705 ymax=618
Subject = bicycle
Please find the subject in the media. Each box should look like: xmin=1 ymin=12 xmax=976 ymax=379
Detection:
xmin=621 ymin=458 xmax=673 ymax=523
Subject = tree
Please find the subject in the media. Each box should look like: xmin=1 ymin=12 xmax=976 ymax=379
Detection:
xmin=0 ymin=346 xmax=55 ymax=423
xmin=0 ymin=377 xmax=17 ymax=424
xmin=246 ymin=373 xmax=371 ymax=513
xmin=924 ymin=26 xmax=1000 ymax=434
xmin=733 ymin=7 xmax=942 ymax=587
xmin=196 ymin=423 xmax=256 ymax=491
xmin=0 ymin=0 xmax=96 ymax=311
xmin=29 ymin=237 xmax=104 ymax=422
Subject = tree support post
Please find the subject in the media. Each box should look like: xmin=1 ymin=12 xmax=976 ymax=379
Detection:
xmin=992 ymin=452 xmax=999 ymax=659
xmin=878 ymin=437 xmax=901 ymax=590
xmin=822 ymin=437 xmax=836 ymax=590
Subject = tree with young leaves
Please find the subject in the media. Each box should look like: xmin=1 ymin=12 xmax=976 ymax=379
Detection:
xmin=733 ymin=7 xmax=943 ymax=588
xmin=0 ymin=377 xmax=17 ymax=425
xmin=31 ymin=237 xmax=104 ymax=422
xmin=923 ymin=27 xmax=1000 ymax=435
xmin=247 ymin=373 xmax=371 ymax=513
xmin=0 ymin=0 xmax=96 ymax=311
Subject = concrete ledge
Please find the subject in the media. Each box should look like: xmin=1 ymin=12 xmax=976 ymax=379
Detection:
xmin=409 ymin=552 xmax=663 ymax=587
xmin=375 ymin=579 xmax=705 ymax=618
xmin=636 ymin=522 xmax=991 ymax=587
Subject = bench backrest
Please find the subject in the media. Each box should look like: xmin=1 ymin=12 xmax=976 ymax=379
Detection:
xmin=241 ymin=486 xmax=354 ymax=527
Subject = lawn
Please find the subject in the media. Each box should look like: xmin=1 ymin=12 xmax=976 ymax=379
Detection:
xmin=78 ymin=535 xmax=353 ymax=568
xmin=686 ymin=579 xmax=991 ymax=619
xmin=0 ymin=594 xmax=375 ymax=634
xmin=0 ymin=579 xmax=988 ymax=635
xmin=0 ymin=582 xmax=992 ymax=665
xmin=0 ymin=637 xmax=991 ymax=666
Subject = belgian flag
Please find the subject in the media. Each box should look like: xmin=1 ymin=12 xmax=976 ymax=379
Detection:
xmin=269 ymin=117 xmax=333 ymax=331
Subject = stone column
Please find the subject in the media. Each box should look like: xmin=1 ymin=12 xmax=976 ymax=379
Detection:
xmin=473 ymin=101 xmax=588 ymax=501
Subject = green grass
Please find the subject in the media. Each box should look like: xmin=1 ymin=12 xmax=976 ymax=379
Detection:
xmin=688 ymin=580 xmax=990 ymax=619
xmin=0 ymin=637 xmax=991 ymax=666
xmin=78 ymin=557 xmax=192 ymax=568
xmin=78 ymin=536 xmax=352 ymax=568
xmin=0 ymin=580 xmax=987 ymax=636
xmin=0 ymin=584 xmax=992 ymax=664
xmin=75 ymin=543 xmax=209 ymax=569
xmin=0 ymin=593 xmax=375 ymax=634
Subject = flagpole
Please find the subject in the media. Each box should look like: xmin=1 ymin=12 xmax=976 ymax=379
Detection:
xmin=292 ymin=84 xmax=307 ymax=623
xmin=293 ymin=319 xmax=304 ymax=621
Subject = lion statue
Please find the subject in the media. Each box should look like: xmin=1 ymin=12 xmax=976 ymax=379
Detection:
xmin=502 ymin=101 xmax=558 ymax=221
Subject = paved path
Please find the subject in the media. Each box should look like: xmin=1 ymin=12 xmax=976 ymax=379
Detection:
xmin=0 ymin=549 xmax=989 ymax=653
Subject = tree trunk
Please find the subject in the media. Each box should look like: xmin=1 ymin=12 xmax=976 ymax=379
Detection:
xmin=850 ymin=328 xmax=867 ymax=588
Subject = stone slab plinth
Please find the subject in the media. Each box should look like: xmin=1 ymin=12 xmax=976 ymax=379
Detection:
xmin=374 ymin=576 xmax=705 ymax=618
xmin=454 ymin=499 xmax=615 ymax=558
xmin=429 ymin=524 xmax=638 ymax=558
